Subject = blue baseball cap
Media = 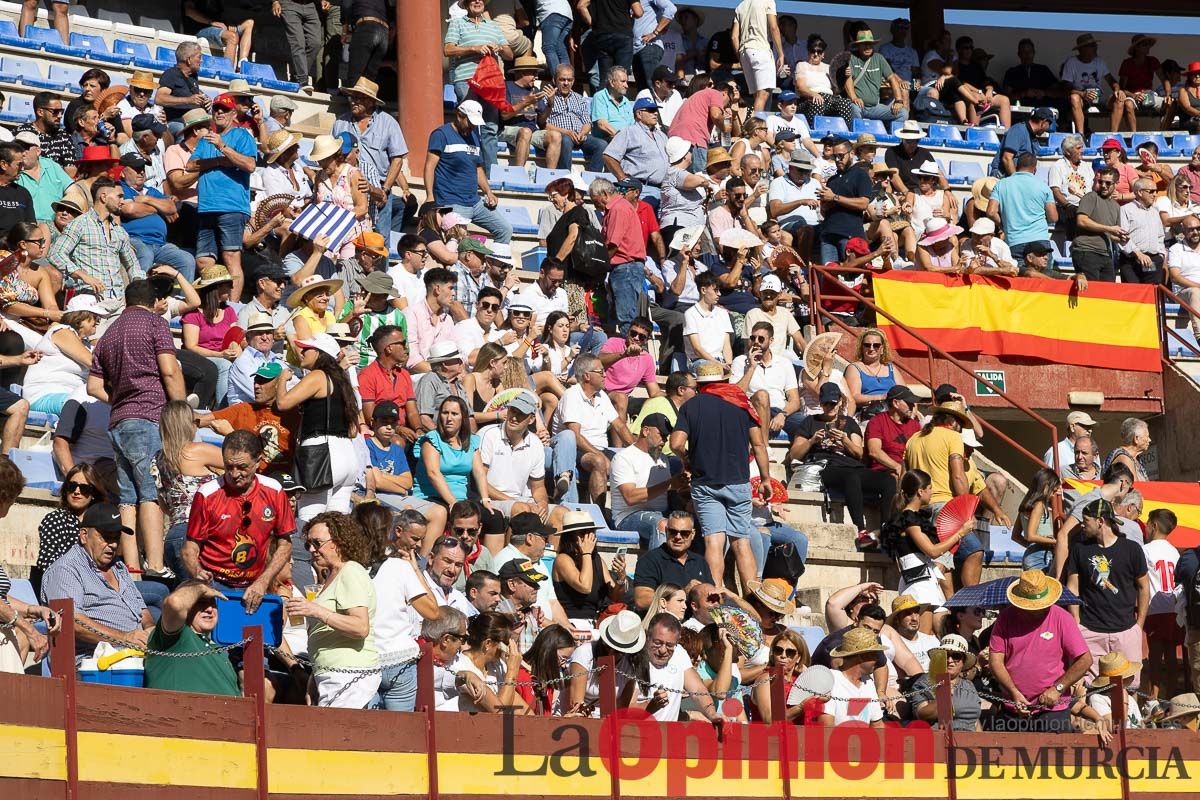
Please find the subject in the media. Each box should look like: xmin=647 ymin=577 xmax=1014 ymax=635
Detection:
xmin=633 ymin=97 xmax=659 ymax=112
xmin=775 ymin=129 xmax=800 ymax=142
xmin=777 ymin=91 xmax=800 ymax=104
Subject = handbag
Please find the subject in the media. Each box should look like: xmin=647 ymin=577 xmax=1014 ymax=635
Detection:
xmin=294 ymin=376 xmax=334 ymax=492
xmin=762 ymin=540 xmax=806 ymax=584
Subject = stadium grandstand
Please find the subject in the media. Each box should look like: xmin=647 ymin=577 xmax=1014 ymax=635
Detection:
xmin=1 ymin=0 xmax=1200 ymax=797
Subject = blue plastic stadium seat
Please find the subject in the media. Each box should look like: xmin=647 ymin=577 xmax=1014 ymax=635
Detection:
xmin=521 ymin=246 xmax=547 ymax=271
xmin=948 ymin=160 xmax=983 ymax=185
xmin=0 ymin=95 xmax=32 ymax=123
xmin=986 ymin=525 xmax=1025 ymax=565
xmin=580 ymin=171 xmax=615 ymax=186
xmin=929 ymin=124 xmax=962 ymax=144
xmin=852 ymin=118 xmax=887 ymax=136
xmin=23 ymin=26 xmax=85 ymax=57
xmin=0 ymin=56 xmax=55 ymax=90
xmin=48 ymin=65 xmax=85 ymax=91
xmin=1174 ymin=134 xmax=1200 ymax=153
xmin=966 ymin=127 xmax=999 ymax=147
xmin=9 ymin=448 xmax=61 ymax=491
xmin=0 ymin=19 xmax=18 ymax=41
xmin=1089 ymin=132 xmax=1123 ymax=150
xmin=497 ymin=204 xmax=537 ymax=235
xmin=239 ymin=59 xmax=297 ymax=91
xmin=813 ymin=114 xmax=849 ymax=135
xmin=443 ymin=84 xmax=457 ymax=110
xmin=489 ymin=164 xmax=540 ymax=193
xmin=200 ymin=54 xmax=237 ymax=80
xmin=1131 ymin=132 xmax=1176 ymax=156
xmin=114 ymin=39 xmax=169 ymax=69
xmin=533 ymin=167 xmax=569 ymax=188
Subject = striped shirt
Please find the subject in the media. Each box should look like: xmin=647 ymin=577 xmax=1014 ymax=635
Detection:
xmin=47 ymin=209 xmax=142 ymax=298
xmin=40 ymin=543 xmax=147 ymax=654
xmin=354 ymin=307 xmax=408 ymax=368
xmin=451 ymin=262 xmax=485 ymax=313
xmin=444 ymin=16 xmax=507 ymax=83
xmin=545 ymin=92 xmax=591 ymax=133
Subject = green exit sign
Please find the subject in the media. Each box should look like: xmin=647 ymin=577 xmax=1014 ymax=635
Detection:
xmin=974 ymin=370 xmax=1006 ymax=396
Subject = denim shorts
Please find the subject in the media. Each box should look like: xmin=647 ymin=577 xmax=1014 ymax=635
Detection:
xmin=197 ymin=211 xmax=250 ymax=259
xmin=196 ymin=26 xmax=228 ymax=51
xmin=691 ymin=482 xmax=754 ymax=540
xmin=108 ymin=417 xmax=161 ymax=505
xmin=1022 ymin=547 xmax=1053 ymax=573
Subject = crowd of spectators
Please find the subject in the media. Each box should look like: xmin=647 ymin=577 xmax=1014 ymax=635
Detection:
xmin=0 ymin=0 xmax=1194 ymax=745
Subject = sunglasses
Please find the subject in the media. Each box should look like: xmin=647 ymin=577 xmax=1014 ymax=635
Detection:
xmin=23 ymin=237 xmax=46 ymax=246
xmin=435 ymin=535 xmax=465 ymax=550
xmin=628 ymin=331 xmax=649 ymax=342
xmin=511 ymin=310 xmax=532 ymax=318
xmin=64 ymin=480 xmax=95 ymax=497
xmin=305 ymin=537 xmax=332 ymax=551
xmin=39 ymin=107 xmax=64 ymax=115
xmin=750 ymin=335 xmax=769 ymax=344
xmin=863 ymin=342 xmax=883 ymax=350
xmin=731 ymin=192 xmax=748 ymax=200
xmin=666 ymin=527 xmax=694 ymax=537
xmin=772 ymin=646 xmax=799 ymax=657
xmin=810 ymin=48 xmax=825 ymax=54
xmin=1097 ymin=180 xmax=1115 ymax=186
xmin=479 ymin=301 xmax=500 ymax=310
xmin=452 ymin=525 xmax=479 ymax=535
xmin=946 ymin=653 xmax=966 ymax=662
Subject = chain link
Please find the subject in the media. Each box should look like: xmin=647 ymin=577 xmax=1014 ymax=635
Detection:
xmin=73 ymin=616 xmax=253 ymax=658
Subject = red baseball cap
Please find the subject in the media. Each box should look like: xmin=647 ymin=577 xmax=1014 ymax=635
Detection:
xmin=212 ymin=93 xmax=239 ymax=109
xmin=846 ymin=237 xmax=871 ymax=256
xmin=1100 ymin=137 xmax=1125 ymax=151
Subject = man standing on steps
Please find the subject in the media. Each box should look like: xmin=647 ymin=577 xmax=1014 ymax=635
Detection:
xmin=670 ymin=362 xmax=772 ymax=592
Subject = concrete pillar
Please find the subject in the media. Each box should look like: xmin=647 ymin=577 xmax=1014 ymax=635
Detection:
xmin=394 ymin=0 xmax=444 ymax=175
xmin=910 ymin=0 xmax=945 ymax=55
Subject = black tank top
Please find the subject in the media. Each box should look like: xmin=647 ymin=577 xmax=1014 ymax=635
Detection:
xmin=299 ymin=375 xmax=351 ymax=439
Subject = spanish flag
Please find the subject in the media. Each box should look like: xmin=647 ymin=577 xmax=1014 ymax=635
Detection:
xmin=1065 ymin=478 xmax=1200 ymax=548
xmin=872 ymin=272 xmax=1161 ymax=373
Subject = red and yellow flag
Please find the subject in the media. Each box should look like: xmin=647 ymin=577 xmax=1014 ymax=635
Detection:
xmin=1065 ymin=478 xmax=1200 ymax=548
xmin=872 ymin=272 xmax=1161 ymax=373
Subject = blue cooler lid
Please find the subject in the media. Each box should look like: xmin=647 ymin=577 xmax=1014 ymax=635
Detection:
xmin=212 ymin=590 xmax=284 ymax=647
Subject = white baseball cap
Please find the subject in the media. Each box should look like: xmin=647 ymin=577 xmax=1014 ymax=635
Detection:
xmin=969 ymin=218 xmax=996 ymax=236
xmin=457 ymin=100 xmax=485 ymax=127
xmin=760 ymin=274 xmax=784 ymax=293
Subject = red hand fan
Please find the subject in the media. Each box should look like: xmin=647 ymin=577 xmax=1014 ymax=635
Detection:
xmin=750 ymin=476 xmax=789 ymax=504
xmin=936 ymin=494 xmax=980 ymax=552
xmin=220 ymin=326 xmax=245 ymax=350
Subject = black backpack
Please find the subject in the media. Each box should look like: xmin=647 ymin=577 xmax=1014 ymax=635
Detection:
xmin=570 ymin=222 xmax=610 ymax=280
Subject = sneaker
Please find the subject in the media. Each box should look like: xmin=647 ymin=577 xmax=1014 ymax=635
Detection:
xmin=553 ymin=472 xmax=572 ymax=502
xmin=186 ymin=393 xmax=200 ymax=410
xmin=144 ymin=565 xmax=177 ymax=580
xmin=855 ymin=529 xmax=879 ymax=551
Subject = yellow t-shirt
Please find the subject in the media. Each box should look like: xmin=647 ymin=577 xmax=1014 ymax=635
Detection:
xmin=287 ymin=307 xmax=335 ymax=365
xmin=904 ymin=426 xmax=965 ymax=504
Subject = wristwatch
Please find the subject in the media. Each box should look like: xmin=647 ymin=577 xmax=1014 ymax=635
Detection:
xmin=1054 ymin=682 xmax=1065 ymax=693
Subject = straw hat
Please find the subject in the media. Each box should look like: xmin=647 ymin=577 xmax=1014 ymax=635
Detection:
xmin=427 ymin=341 xmax=463 ymax=365
xmin=193 ymin=264 xmax=234 ymax=289
xmin=870 ymin=162 xmax=897 ymax=178
xmin=746 ymin=578 xmax=796 ymax=616
xmin=343 ymin=76 xmax=382 ymax=103
xmin=851 ymin=29 xmax=879 ymax=46
xmin=831 ymin=627 xmax=885 ymax=658
xmin=244 ymin=312 xmax=275 ymax=334
xmin=1073 ymin=33 xmax=1100 ymax=51
xmin=560 ymin=510 xmax=599 ymax=536
xmin=507 ymin=54 xmax=544 ymax=76
xmin=853 ymin=133 xmax=878 ymax=151
xmin=705 ymin=146 xmax=733 ymax=172
xmin=930 ymin=633 xmax=977 ymax=671
xmin=597 ymin=609 xmax=646 ymax=654
xmin=929 ymin=398 xmax=972 ymax=427
xmin=971 ymin=176 xmax=998 ymax=213
xmin=227 ymin=78 xmax=254 ymax=96
xmin=802 ymin=331 xmax=842 ymax=379
xmin=896 ymin=121 xmax=925 ymax=141
xmin=128 ymin=70 xmax=156 ymax=91
xmin=309 ymin=134 xmax=342 ymax=163
xmin=694 ymin=362 xmax=727 ymax=384
xmin=265 ymin=130 xmax=302 ymax=164
xmin=919 ymin=220 xmax=962 ymax=247
xmin=1006 ymin=569 xmax=1063 ymax=611
xmin=287 ymin=274 xmax=343 ymax=308
xmin=1163 ymin=693 xmax=1200 ymax=723
xmin=886 ymin=594 xmax=924 ymax=625
xmin=325 ymin=322 xmax=356 ymax=343
xmin=1091 ymin=652 xmax=1141 ymax=688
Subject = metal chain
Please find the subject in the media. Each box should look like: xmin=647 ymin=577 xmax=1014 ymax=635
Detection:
xmin=73 ymin=616 xmax=253 ymax=658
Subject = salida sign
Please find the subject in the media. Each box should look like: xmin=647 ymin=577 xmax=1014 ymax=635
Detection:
xmin=497 ymin=707 xmax=1190 ymax=797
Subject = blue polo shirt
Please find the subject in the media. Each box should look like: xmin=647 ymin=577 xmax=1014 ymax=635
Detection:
xmin=590 ymin=90 xmax=634 ymax=135
xmin=989 ymin=121 xmax=1035 ymax=177
xmin=191 ymin=126 xmax=257 ymax=214
xmin=991 ymin=171 xmax=1054 ymax=245
xmin=427 ymin=123 xmax=482 ymax=208
xmin=120 ymin=181 xmax=168 ymax=245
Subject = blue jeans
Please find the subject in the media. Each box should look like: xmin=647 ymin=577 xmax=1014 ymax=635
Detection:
xmin=197 ymin=212 xmax=250 ymax=260
xmin=689 ymin=144 xmax=707 ymax=174
xmin=372 ymin=659 xmax=418 ymax=711
xmin=453 ymin=80 xmax=500 ymax=171
xmin=540 ymin=13 xmax=572 ymax=77
xmin=819 ymin=233 xmax=848 ymax=264
xmin=581 ymin=133 xmax=609 ymax=172
xmin=545 ymin=430 xmax=578 ymax=503
xmin=610 ymin=261 xmax=644 ymax=335
xmin=109 ymin=417 xmax=161 ymax=505
xmin=374 ymin=193 xmax=413 ymax=251
xmin=633 ymin=44 xmax=665 ymax=91
xmin=450 ymin=201 xmax=512 ymax=244
xmin=569 ymin=326 xmax=608 ymax=356
xmin=854 ymin=101 xmax=909 ymax=126
xmin=582 ymin=31 xmax=633 ymax=93
xmin=135 ymin=580 xmax=168 ymax=622
xmin=291 ymin=532 xmax=315 ymax=588
xmin=209 ymin=356 xmax=232 ymax=408
xmin=165 ymin=521 xmax=188 ymax=578
xmin=131 ymin=239 xmax=196 ymax=281
xmin=617 ymin=509 xmax=667 ymax=549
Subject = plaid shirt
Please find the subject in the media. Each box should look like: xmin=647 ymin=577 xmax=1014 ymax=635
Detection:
xmin=451 ymin=262 xmax=485 ymax=311
xmin=545 ymin=91 xmax=591 ymax=133
xmin=40 ymin=542 xmax=147 ymax=655
xmin=48 ymin=209 xmax=143 ymax=298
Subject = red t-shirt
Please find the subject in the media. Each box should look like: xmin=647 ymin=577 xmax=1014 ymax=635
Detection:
xmin=186 ymin=474 xmax=296 ymax=587
xmin=601 ymin=196 xmax=647 ymax=264
xmin=358 ymin=360 xmax=416 ymax=408
xmin=1118 ymin=56 xmax=1160 ymax=93
xmin=864 ymin=412 xmax=921 ymax=472
xmin=635 ymin=199 xmax=660 ymax=243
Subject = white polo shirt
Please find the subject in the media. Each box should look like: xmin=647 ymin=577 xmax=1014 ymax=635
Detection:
xmin=387 ymin=264 xmax=428 ymax=311
xmin=506 ymin=280 xmax=568 ymax=322
xmin=730 ymin=353 xmax=798 ymax=410
xmin=479 ymin=425 xmax=545 ymax=502
xmin=609 ymin=443 xmax=671 ymax=522
xmin=768 ymin=174 xmax=821 ymax=228
xmin=1168 ymin=240 xmax=1200 ymax=284
xmin=552 ymin=384 xmax=618 ymax=450
xmin=682 ymin=303 xmax=733 ymax=361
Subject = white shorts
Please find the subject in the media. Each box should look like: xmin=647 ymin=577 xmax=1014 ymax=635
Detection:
xmin=313 ymin=668 xmax=382 ymax=709
xmin=899 ymin=574 xmax=947 ymax=608
xmin=740 ymin=48 xmax=777 ymax=94
xmin=491 ymin=498 xmax=532 ymax=516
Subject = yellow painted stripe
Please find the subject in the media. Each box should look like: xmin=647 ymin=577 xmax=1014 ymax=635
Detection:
xmin=438 ymin=752 xmax=609 ymax=796
xmin=76 ymin=732 xmax=256 ymax=789
xmin=268 ymin=748 xmax=427 ymax=795
xmin=0 ymin=724 xmax=67 ymax=781
xmin=956 ymin=767 xmax=1122 ymax=799
xmin=1128 ymin=759 xmax=1200 ymax=791
xmin=874 ymin=278 xmax=1160 ymax=350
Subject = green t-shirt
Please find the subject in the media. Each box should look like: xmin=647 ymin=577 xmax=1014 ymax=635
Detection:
xmin=847 ymin=53 xmax=894 ymax=107
xmin=144 ymin=621 xmax=241 ymax=697
xmin=338 ymin=303 xmax=409 ymax=368
xmin=309 ymin=560 xmax=379 ymax=670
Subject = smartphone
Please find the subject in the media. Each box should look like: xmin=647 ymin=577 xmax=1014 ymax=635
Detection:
xmin=615 ymin=546 xmax=628 ymax=560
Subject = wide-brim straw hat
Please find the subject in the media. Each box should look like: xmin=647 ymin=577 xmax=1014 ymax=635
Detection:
xmin=886 ymin=594 xmax=925 ymax=626
xmin=705 ymin=146 xmax=733 ymax=171
xmin=694 ymin=362 xmax=727 ymax=383
xmin=1006 ymin=569 xmax=1063 ymax=611
xmin=930 ymin=633 xmax=977 ymax=671
xmin=309 ymin=134 xmax=342 ymax=163
xmin=194 ymin=264 xmax=234 ymax=289
xmin=1163 ymin=693 xmax=1200 ymax=722
xmin=287 ymin=275 xmax=343 ymax=308
xmin=560 ymin=510 xmax=599 ymax=536
xmin=1074 ymin=33 xmax=1100 ymax=51
xmin=929 ymin=399 xmax=972 ymax=427
xmin=831 ymin=627 xmax=885 ymax=658
xmin=265 ymin=130 xmax=302 ymax=164
xmin=343 ymin=77 xmax=382 ymax=103
xmin=1090 ymin=652 xmax=1141 ymax=687
xmin=597 ymin=609 xmax=646 ymax=654
xmin=128 ymin=70 xmax=156 ymax=91
xmin=746 ymin=578 xmax=796 ymax=616
xmin=971 ymin=176 xmax=998 ymax=213
xmin=507 ymin=54 xmax=543 ymax=76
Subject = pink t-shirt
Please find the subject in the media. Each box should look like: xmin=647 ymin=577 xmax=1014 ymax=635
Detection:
xmin=988 ymin=604 xmax=1088 ymax=711
xmin=670 ymin=88 xmax=725 ymax=147
xmin=163 ymin=143 xmax=197 ymax=205
xmin=600 ymin=336 xmax=655 ymax=394
xmin=181 ymin=306 xmax=238 ymax=352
